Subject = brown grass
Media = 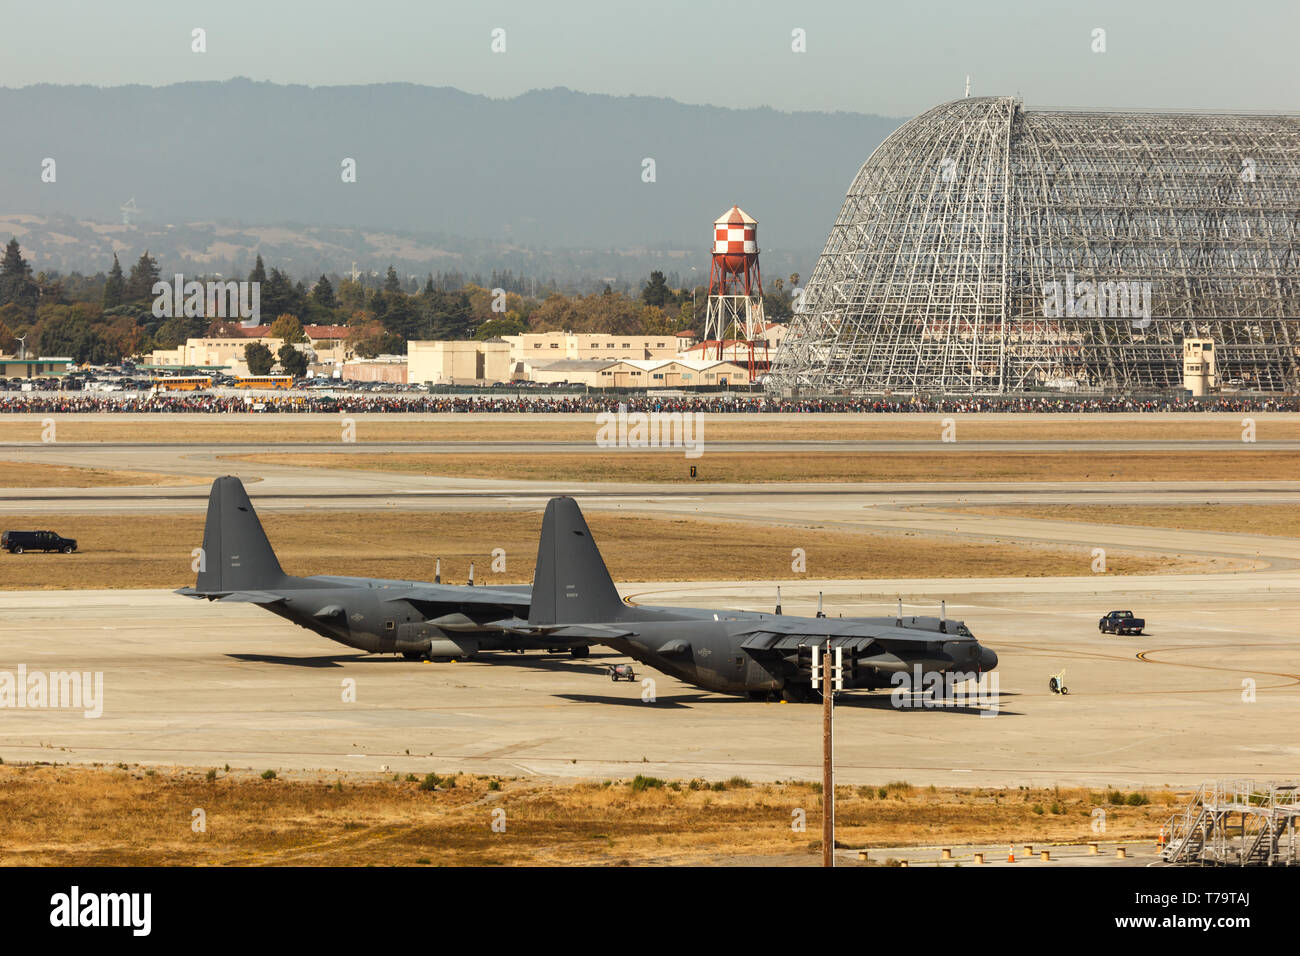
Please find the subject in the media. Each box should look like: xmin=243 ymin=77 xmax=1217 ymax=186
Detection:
xmin=0 ymin=764 xmax=1181 ymax=866
xmin=0 ymin=509 xmax=1206 ymax=590
xmin=2 ymin=413 xmax=1298 ymax=445
xmin=0 ymin=461 xmax=204 ymax=488
xmin=226 ymin=450 xmax=1300 ymax=483
xmin=944 ymin=504 xmax=1300 ymax=538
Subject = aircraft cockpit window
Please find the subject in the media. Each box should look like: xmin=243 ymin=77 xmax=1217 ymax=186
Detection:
xmin=956 ymin=624 xmax=972 ymax=637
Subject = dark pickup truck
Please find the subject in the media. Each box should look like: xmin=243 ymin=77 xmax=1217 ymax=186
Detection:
xmin=2 ymin=530 xmax=78 ymax=554
xmin=1099 ymin=610 xmax=1144 ymax=635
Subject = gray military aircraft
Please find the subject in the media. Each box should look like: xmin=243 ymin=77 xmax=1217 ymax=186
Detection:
xmin=177 ymin=476 xmax=585 ymax=660
xmin=503 ymin=496 xmax=999 ymax=701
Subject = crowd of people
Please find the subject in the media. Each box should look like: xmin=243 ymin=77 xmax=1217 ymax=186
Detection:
xmin=1 ymin=393 xmax=1295 ymax=414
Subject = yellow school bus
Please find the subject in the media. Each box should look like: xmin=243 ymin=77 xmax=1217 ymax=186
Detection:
xmin=232 ymin=375 xmax=295 ymax=389
xmin=151 ymin=376 xmax=212 ymax=391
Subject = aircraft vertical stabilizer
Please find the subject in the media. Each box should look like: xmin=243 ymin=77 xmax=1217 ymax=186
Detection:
xmin=529 ymin=497 xmax=626 ymax=625
xmin=194 ymin=476 xmax=287 ymax=594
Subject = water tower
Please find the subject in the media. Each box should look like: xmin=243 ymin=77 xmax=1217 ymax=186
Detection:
xmin=704 ymin=205 xmax=766 ymax=375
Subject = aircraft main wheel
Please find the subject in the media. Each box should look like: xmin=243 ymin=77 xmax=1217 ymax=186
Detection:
xmin=570 ymin=646 xmax=590 ymax=659
xmin=780 ymin=686 xmax=807 ymax=703
xmin=401 ymin=651 xmax=424 ymax=661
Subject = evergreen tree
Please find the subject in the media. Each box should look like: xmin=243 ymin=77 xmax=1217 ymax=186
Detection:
xmin=248 ymin=254 xmax=267 ymax=286
xmin=102 ymin=253 xmax=124 ymax=309
xmin=0 ymin=238 xmax=37 ymax=313
xmin=124 ymin=251 xmax=160 ymax=302
xmin=641 ymin=270 xmax=671 ymax=307
xmin=310 ymin=275 xmax=336 ymax=308
xmin=384 ymin=265 xmax=401 ymax=293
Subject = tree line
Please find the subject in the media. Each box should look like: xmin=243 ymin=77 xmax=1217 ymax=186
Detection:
xmin=0 ymin=239 xmax=799 ymax=366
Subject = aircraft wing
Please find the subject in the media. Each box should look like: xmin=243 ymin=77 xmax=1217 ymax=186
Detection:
xmin=382 ymin=586 xmax=533 ymax=631
xmin=735 ymin=618 xmax=975 ymax=673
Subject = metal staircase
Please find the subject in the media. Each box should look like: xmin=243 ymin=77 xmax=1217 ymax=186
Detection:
xmin=1162 ymin=780 xmax=1299 ymax=866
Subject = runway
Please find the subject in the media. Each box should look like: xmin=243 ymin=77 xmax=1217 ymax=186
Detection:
xmin=0 ymin=576 xmax=1295 ymax=788
xmin=2 ymin=418 xmax=1297 ymax=791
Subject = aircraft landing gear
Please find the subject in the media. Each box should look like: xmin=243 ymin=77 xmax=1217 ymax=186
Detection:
xmin=402 ymin=651 xmax=425 ymax=661
xmin=781 ymin=685 xmax=821 ymax=703
xmin=570 ymin=646 xmax=590 ymax=659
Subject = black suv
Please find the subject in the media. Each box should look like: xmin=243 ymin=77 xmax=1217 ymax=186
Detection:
xmin=2 ymin=530 xmax=78 ymax=554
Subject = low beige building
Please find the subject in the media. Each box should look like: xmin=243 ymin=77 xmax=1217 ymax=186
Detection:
xmin=595 ymin=358 xmax=750 ymax=389
xmin=147 ymin=331 xmax=349 ymax=376
xmin=0 ymin=356 xmax=74 ymax=378
xmin=341 ymin=356 xmax=409 ymax=383
xmin=502 ymin=331 xmax=681 ymax=364
xmin=407 ymin=340 xmax=511 ymax=385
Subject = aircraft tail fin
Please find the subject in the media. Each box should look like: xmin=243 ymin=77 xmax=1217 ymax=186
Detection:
xmin=193 ymin=476 xmax=287 ymax=594
xmin=529 ymin=497 xmax=626 ymax=625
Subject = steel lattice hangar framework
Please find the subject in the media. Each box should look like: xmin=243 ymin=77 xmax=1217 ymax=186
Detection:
xmin=768 ymin=96 xmax=1300 ymax=395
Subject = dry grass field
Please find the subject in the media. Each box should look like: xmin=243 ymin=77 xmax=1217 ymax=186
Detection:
xmin=0 ymin=461 xmax=204 ymax=488
xmin=942 ymin=504 xmax=1300 ymax=538
xmin=227 ymin=449 xmax=1300 ymax=483
xmin=0 ymin=764 xmax=1181 ymax=866
xmin=1 ymin=414 xmax=1296 ymax=445
xmin=0 ymin=510 xmax=1206 ymax=590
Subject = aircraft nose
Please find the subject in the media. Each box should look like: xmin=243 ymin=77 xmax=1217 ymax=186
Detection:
xmin=978 ymin=645 xmax=998 ymax=672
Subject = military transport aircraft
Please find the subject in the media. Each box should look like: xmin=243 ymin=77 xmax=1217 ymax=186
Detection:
xmin=178 ymin=476 xmax=578 ymax=660
xmin=500 ymin=496 xmax=999 ymax=701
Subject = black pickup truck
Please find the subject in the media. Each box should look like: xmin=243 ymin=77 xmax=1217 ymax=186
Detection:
xmin=2 ymin=530 xmax=78 ymax=554
xmin=1099 ymin=610 xmax=1144 ymax=635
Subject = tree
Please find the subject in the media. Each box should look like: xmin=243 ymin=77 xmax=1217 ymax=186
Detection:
xmin=310 ymin=275 xmax=336 ymax=308
xmin=474 ymin=315 xmax=527 ymax=340
xmin=153 ymin=316 xmax=203 ymax=349
xmin=641 ymin=270 xmax=671 ymax=307
xmin=248 ymin=254 xmax=267 ymax=286
xmin=124 ymin=251 xmax=160 ymax=302
xmin=260 ymin=268 xmax=300 ymax=320
xmin=102 ymin=254 xmax=125 ymax=309
xmin=244 ymin=342 xmax=274 ymax=375
xmin=34 ymin=305 xmax=112 ymax=364
xmin=384 ymin=265 xmax=401 ymax=293
xmin=0 ymin=238 xmax=37 ymax=314
xmin=269 ymin=313 xmax=307 ymax=344
xmin=277 ymin=343 xmax=307 ymax=377
xmin=336 ymin=278 xmax=366 ymax=313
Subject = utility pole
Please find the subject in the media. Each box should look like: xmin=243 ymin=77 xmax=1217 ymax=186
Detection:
xmin=823 ymin=640 xmax=834 ymax=867
xmin=813 ymin=639 xmax=838 ymax=867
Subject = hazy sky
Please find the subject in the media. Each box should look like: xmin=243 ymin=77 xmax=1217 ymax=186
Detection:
xmin=3 ymin=0 xmax=1296 ymax=115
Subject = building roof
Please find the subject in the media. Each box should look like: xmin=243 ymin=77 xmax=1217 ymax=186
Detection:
xmin=611 ymin=357 xmax=746 ymax=372
xmin=714 ymin=205 xmax=757 ymax=226
xmin=527 ymin=359 xmax=611 ymax=371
